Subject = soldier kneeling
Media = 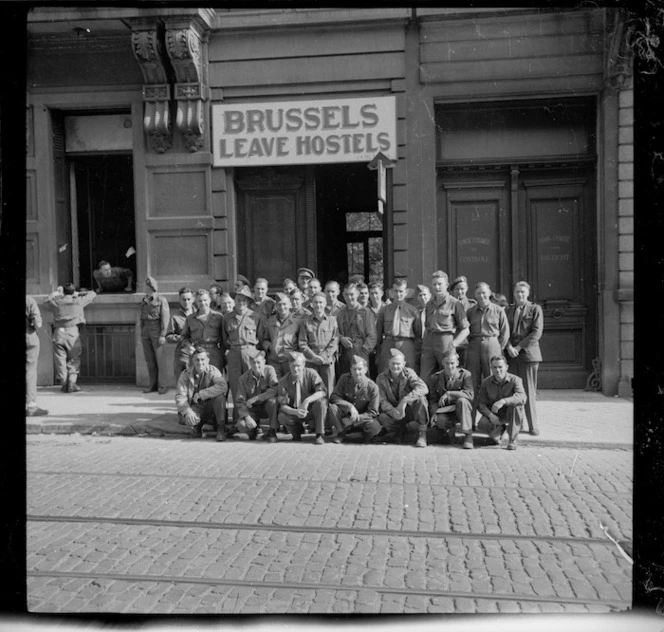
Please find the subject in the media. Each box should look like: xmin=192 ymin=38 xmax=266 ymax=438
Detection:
xmin=175 ymin=347 xmax=228 ymax=438
xmin=235 ymin=351 xmax=279 ymax=442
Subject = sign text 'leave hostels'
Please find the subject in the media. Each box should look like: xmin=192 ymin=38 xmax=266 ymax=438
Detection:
xmin=212 ymin=97 xmax=397 ymax=167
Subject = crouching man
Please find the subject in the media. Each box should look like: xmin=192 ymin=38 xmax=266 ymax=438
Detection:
xmin=428 ymin=350 xmax=475 ymax=449
xmin=175 ymin=347 xmax=228 ymax=439
xmin=276 ymin=351 xmax=328 ymax=444
xmin=375 ymin=348 xmax=430 ymax=447
xmin=477 ymin=355 xmax=527 ymax=450
xmin=327 ymin=355 xmax=381 ymax=444
xmin=235 ymin=351 xmax=279 ymax=442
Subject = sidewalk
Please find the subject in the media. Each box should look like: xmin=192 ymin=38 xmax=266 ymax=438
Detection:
xmin=27 ymin=385 xmax=633 ymax=449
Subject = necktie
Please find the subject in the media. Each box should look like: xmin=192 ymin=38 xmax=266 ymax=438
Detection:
xmin=513 ymin=306 xmax=522 ymax=332
xmin=295 ymin=380 xmax=301 ymax=408
xmin=392 ymin=304 xmax=401 ymax=336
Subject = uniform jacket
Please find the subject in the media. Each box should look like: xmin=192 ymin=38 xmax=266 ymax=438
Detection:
xmin=428 ymin=367 xmax=474 ymax=407
xmin=236 ymin=365 xmax=279 ymax=417
xmin=325 ymin=299 xmax=345 ymax=317
xmin=298 ymin=313 xmax=339 ymax=364
xmin=336 ymin=305 xmax=377 ymax=357
xmin=222 ymin=309 xmax=262 ymax=350
xmin=254 ymin=297 xmax=276 ymax=322
xmin=166 ymin=308 xmax=196 ymax=361
xmin=261 ymin=313 xmax=301 ymax=363
xmin=376 ymin=301 xmax=422 ymax=341
xmin=93 ymin=267 xmax=132 ymax=292
xmin=175 ymin=364 xmax=228 ymax=415
xmin=182 ymin=310 xmax=225 ymax=349
xmin=477 ymin=372 xmax=527 ymax=417
xmin=42 ymin=291 xmax=97 ymax=328
xmin=330 ymin=373 xmax=380 ymax=422
xmin=466 ymin=302 xmax=510 ymax=349
xmin=274 ymin=367 xmax=327 ymax=405
xmin=139 ymin=294 xmax=170 ymax=337
xmin=376 ymin=367 xmax=428 ymax=414
xmin=424 ymin=294 xmax=469 ymax=334
xmin=26 ymin=295 xmax=42 ymax=334
xmin=505 ymin=301 xmax=543 ymax=362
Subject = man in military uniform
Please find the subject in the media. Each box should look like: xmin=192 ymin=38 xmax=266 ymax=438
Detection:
xmin=477 ymin=355 xmax=527 ymax=450
xmin=41 ymin=284 xmax=97 ymax=393
xmin=367 ymin=281 xmax=389 ymax=317
xmin=375 ymin=348 xmax=430 ymax=447
xmin=505 ymin=281 xmax=543 ymax=435
xmin=253 ymin=277 xmax=276 ymax=322
xmin=139 ymin=276 xmax=171 ymax=394
xmin=296 ymin=267 xmax=315 ymax=295
xmin=327 ymin=355 xmax=381 ymax=444
xmin=303 ymin=277 xmax=322 ymax=310
xmin=336 ymin=283 xmax=377 ymax=376
xmin=466 ymin=282 xmax=510 ymax=418
xmin=298 ymin=292 xmax=338 ymax=396
xmin=26 ymin=295 xmax=48 ymax=416
xmin=276 ymin=352 xmax=328 ymax=444
xmin=261 ymin=292 xmax=301 ymax=378
xmin=175 ymin=347 xmax=228 ymax=438
xmin=449 ymin=275 xmax=476 ymax=367
xmin=181 ymin=289 xmax=225 ymax=373
xmin=209 ymin=284 xmax=225 ymax=310
xmin=234 ymin=351 xmax=279 ymax=442
xmin=222 ymin=286 xmax=262 ymax=422
xmin=166 ymin=286 xmax=196 ymax=381
xmin=420 ymin=271 xmax=469 ymax=384
xmin=93 ymin=260 xmax=133 ymax=293
xmin=217 ymin=292 xmax=235 ymax=316
xmin=288 ymin=289 xmax=310 ymax=320
xmin=234 ymin=274 xmax=251 ymax=294
xmin=376 ymin=278 xmax=421 ymax=374
xmin=324 ymin=280 xmax=345 ymax=317
xmin=428 ymin=350 xmax=475 ymax=449
xmin=356 ymin=282 xmax=369 ymax=308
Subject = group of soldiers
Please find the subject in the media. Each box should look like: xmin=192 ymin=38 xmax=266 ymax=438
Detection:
xmin=25 ymin=262 xmax=543 ymax=451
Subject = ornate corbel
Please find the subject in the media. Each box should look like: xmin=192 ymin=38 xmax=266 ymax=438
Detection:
xmin=131 ymin=26 xmax=173 ymax=153
xmin=605 ymin=9 xmax=634 ymax=94
xmin=165 ymin=21 xmax=209 ymax=152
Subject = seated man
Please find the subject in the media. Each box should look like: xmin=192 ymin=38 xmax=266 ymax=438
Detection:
xmin=175 ymin=347 xmax=228 ymax=439
xmin=327 ymin=355 xmax=381 ymax=444
xmin=276 ymin=352 xmax=328 ymax=444
xmin=477 ymin=355 xmax=527 ymax=450
xmin=428 ymin=350 xmax=475 ymax=449
xmin=375 ymin=348 xmax=430 ymax=447
xmin=235 ymin=351 xmax=279 ymax=442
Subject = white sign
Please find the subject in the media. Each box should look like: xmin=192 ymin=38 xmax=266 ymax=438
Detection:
xmin=212 ymin=97 xmax=397 ymax=167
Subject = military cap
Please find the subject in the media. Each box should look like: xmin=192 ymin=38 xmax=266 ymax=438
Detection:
xmin=348 ymin=273 xmax=365 ymax=284
xmin=288 ymin=351 xmax=305 ymax=363
xmin=236 ymin=274 xmax=251 ymax=287
xmin=449 ymin=275 xmax=468 ymax=292
xmin=296 ymin=267 xmax=315 ymax=279
xmin=233 ymin=286 xmax=255 ymax=305
xmin=145 ymin=275 xmax=158 ymax=292
xmin=274 ymin=292 xmax=291 ymax=303
xmin=389 ymin=348 xmax=406 ymax=360
xmin=417 ymin=284 xmax=430 ymax=293
xmin=351 ymin=354 xmax=367 ymax=366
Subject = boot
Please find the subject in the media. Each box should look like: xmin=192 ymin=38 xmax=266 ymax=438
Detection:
xmin=415 ymin=429 xmax=427 ymax=448
xmin=67 ymin=374 xmax=81 ymax=393
xmin=263 ymin=429 xmax=278 ymax=443
xmin=61 ymin=381 xmax=69 ymax=393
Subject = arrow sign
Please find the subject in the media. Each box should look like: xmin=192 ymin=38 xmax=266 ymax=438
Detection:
xmin=367 ymin=152 xmax=394 ymax=215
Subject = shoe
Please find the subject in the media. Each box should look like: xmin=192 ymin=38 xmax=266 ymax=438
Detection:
xmin=507 ymin=442 xmax=517 ymax=450
xmin=248 ymin=427 xmax=259 ymax=440
xmin=26 ymin=406 xmax=49 ymax=417
xmin=529 ymin=428 xmax=540 ymax=436
xmin=215 ymin=428 xmax=226 ymax=441
xmin=291 ymin=428 xmax=302 ymax=442
xmin=158 ymin=387 xmax=169 ymax=395
xmin=263 ymin=429 xmax=278 ymax=443
xmin=463 ymin=436 xmax=474 ymax=450
xmin=67 ymin=375 xmax=81 ymax=393
xmin=488 ymin=427 xmax=503 ymax=445
xmin=324 ymin=428 xmax=334 ymax=436
xmin=143 ymin=386 xmax=158 ymax=393
xmin=314 ymin=434 xmax=325 ymax=445
xmin=447 ymin=426 xmax=457 ymax=444
xmin=60 ymin=382 xmax=69 ymax=393
xmin=192 ymin=425 xmax=203 ymax=438
xmin=415 ymin=431 xmax=427 ymax=448
xmin=332 ymin=432 xmax=345 ymax=444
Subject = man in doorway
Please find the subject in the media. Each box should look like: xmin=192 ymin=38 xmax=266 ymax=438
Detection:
xmin=505 ymin=281 xmax=543 ymax=435
xmin=139 ymin=276 xmax=171 ymax=394
xmin=477 ymin=355 xmax=526 ymax=450
xmin=41 ymin=284 xmax=97 ymax=393
xmin=261 ymin=292 xmax=301 ymax=378
xmin=376 ymin=278 xmax=422 ymax=374
xmin=375 ymin=348 xmax=430 ymax=447
xmin=166 ymin=286 xmax=196 ymax=382
xmin=428 ymin=350 xmax=475 ymax=449
xmin=276 ymin=351 xmax=328 ymax=444
xmin=175 ymin=346 xmax=228 ymax=439
xmin=298 ymin=292 xmax=338 ymax=396
xmin=420 ymin=271 xmax=469 ymax=385
xmin=327 ymin=355 xmax=381 ymax=444
xmin=234 ymin=351 xmax=278 ymax=442
xmin=336 ymin=283 xmax=377 ymax=376
xmin=253 ymin=277 xmax=276 ymax=322
xmin=466 ymin=282 xmax=510 ymax=417
xmin=324 ymin=280 xmax=345 ymax=317
xmin=93 ymin=260 xmax=133 ymax=293
xmin=26 ymin=295 xmax=48 ymax=417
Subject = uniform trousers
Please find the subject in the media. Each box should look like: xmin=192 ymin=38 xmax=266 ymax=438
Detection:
xmin=227 ymin=345 xmax=259 ymax=420
xmin=237 ymin=398 xmax=279 ymax=432
xmin=141 ymin=321 xmax=168 ymax=390
xmin=419 ymin=332 xmax=455 ymax=384
xmin=477 ymin=404 xmax=525 ymax=444
xmin=305 ymin=362 xmax=335 ymax=398
xmin=53 ymin=326 xmax=82 ymax=383
xmin=268 ymin=359 xmax=291 ymax=380
xmin=326 ymin=404 xmax=382 ymax=438
xmin=508 ymin=356 xmax=539 ymax=434
xmin=432 ymin=399 xmax=474 ymax=435
xmin=179 ymin=394 xmax=226 ymax=429
xmin=466 ymin=337 xmax=503 ymax=414
xmin=377 ymin=397 xmax=430 ymax=435
xmin=377 ymin=337 xmax=418 ymax=374
xmin=26 ymin=332 xmax=40 ymax=406
xmin=278 ymin=399 xmax=328 ymax=435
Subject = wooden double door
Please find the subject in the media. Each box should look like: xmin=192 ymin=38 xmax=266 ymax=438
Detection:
xmin=438 ymin=164 xmax=597 ymax=388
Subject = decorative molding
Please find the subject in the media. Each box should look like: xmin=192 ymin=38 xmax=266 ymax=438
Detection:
xmin=605 ymin=9 xmax=634 ymax=94
xmin=235 ymin=167 xmax=304 ymax=191
xmin=584 ymin=357 xmax=602 ymax=392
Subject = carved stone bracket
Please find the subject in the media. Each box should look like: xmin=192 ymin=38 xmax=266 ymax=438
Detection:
xmin=605 ymin=9 xmax=634 ymax=94
xmin=165 ymin=22 xmax=209 ymax=152
xmin=131 ymin=26 xmax=173 ymax=153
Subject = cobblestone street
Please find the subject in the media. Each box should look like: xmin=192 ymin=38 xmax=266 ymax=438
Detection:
xmin=25 ymin=433 xmax=633 ymax=615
